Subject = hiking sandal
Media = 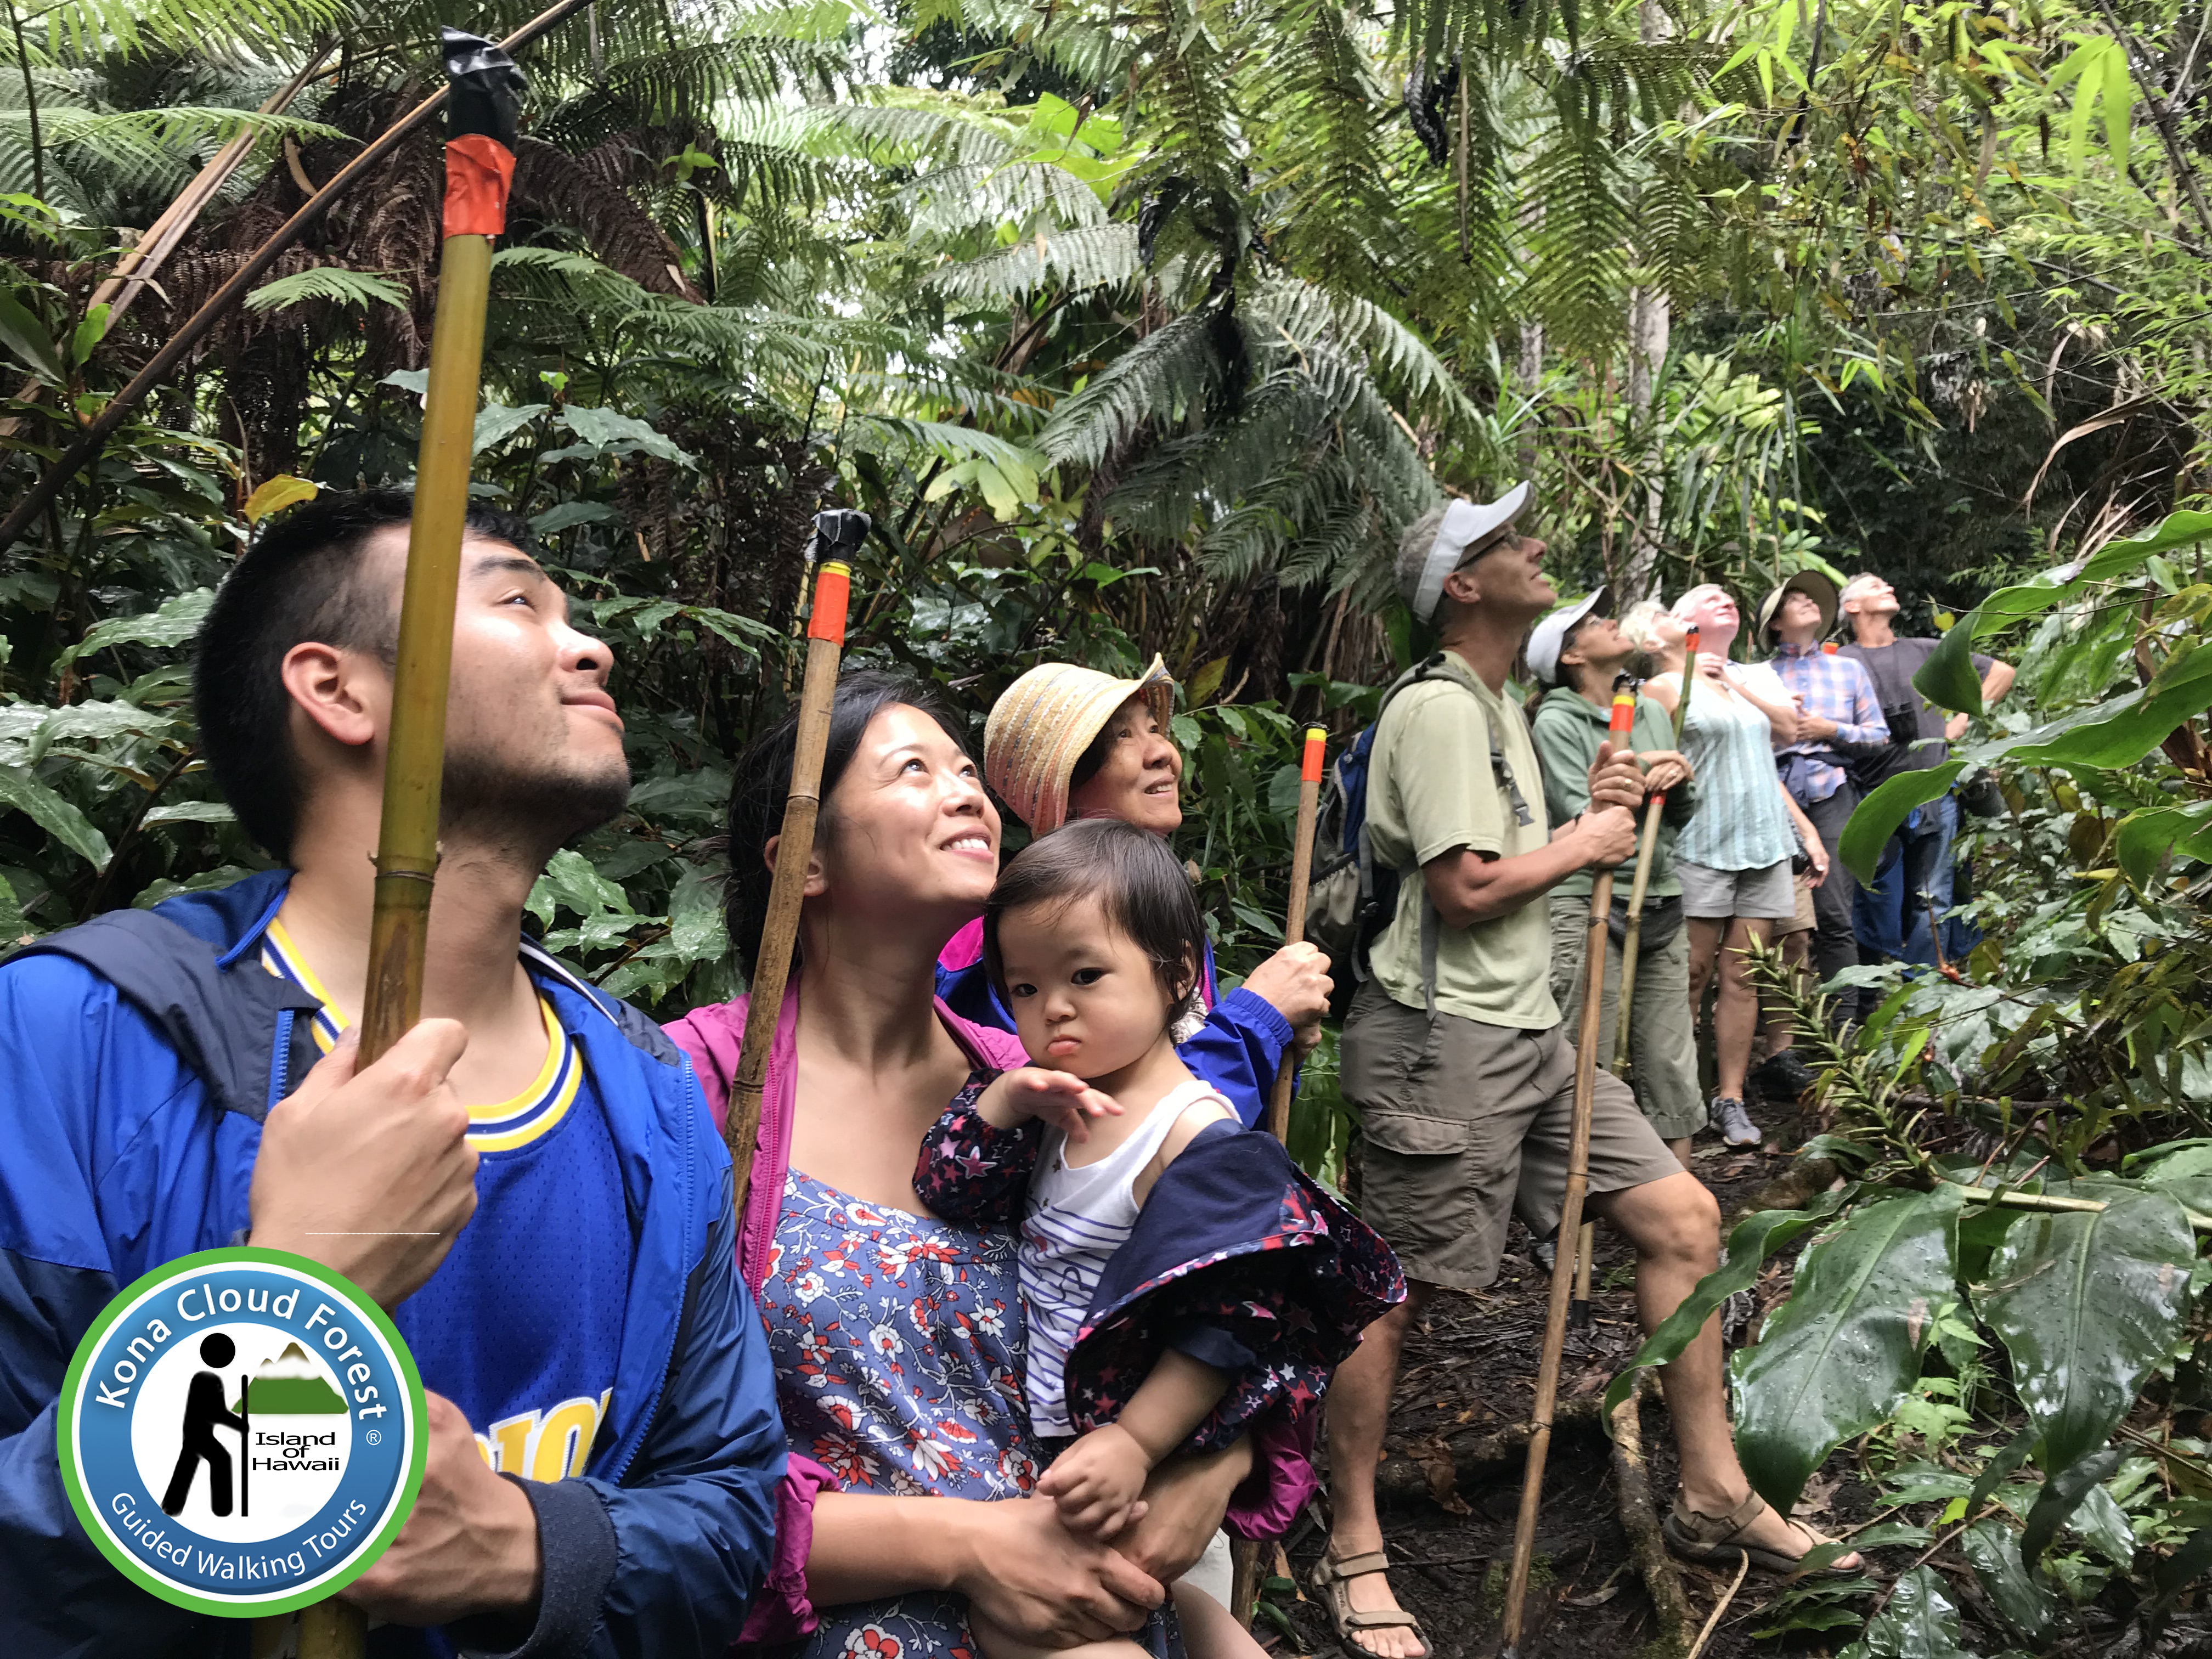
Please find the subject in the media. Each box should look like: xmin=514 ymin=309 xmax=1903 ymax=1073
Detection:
xmin=1661 ymin=1490 xmax=1857 ymax=1576
xmin=1309 ymin=1548 xmax=1431 ymax=1658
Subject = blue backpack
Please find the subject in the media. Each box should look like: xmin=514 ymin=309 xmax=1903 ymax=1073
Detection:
xmin=1304 ymin=654 xmax=1532 ymax=1015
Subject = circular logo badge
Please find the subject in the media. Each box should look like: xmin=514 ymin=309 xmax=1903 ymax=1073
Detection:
xmin=57 ymin=1247 xmax=426 ymax=1617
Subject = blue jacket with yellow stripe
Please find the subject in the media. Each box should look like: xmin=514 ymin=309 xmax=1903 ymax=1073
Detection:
xmin=0 ymin=871 xmax=785 ymax=1659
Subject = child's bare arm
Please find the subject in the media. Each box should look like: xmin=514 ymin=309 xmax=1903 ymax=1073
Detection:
xmin=1037 ymin=1351 xmax=1231 ymax=1538
xmin=977 ymin=1065 xmax=1125 ymax=1141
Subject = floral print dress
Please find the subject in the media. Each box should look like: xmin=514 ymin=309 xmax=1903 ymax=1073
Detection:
xmin=759 ymin=1073 xmax=1045 ymax=1658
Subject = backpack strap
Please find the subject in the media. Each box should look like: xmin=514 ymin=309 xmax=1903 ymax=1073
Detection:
xmin=1373 ymin=653 xmax=1532 ymax=1017
xmin=16 ymin=909 xmax=323 ymax=1122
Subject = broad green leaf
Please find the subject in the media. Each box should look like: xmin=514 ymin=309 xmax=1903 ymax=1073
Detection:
xmin=2022 ymin=1448 xmax=2120 ymax=1565
xmin=0 ymin=770 xmax=111 ymax=870
xmin=531 ymin=847 xmax=633 ymax=921
xmin=667 ymin=862 xmax=728 ymax=962
xmin=2102 ymin=46 xmax=2133 ymax=170
xmin=1841 ymin=764 xmax=1962 ymax=884
xmin=30 ymin=700 xmax=176 ymax=763
xmin=2112 ymin=804 xmax=2212 ymax=885
xmin=552 ymin=405 xmax=698 ymax=470
xmin=54 ymin=589 xmax=216 ymax=668
xmin=473 ymin=402 xmax=550 ymax=455
xmin=1734 ymin=1186 xmax=1963 ymax=1514
xmin=1968 ymin=1428 xmax=2039 ymax=1517
xmin=1604 ymin=1188 xmax=1850 ymax=1419
xmin=143 ymin=802 xmax=235 ymax=826
xmin=2073 ymin=1481 xmax=2137 ymax=1568
xmin=1912 ymin=509 xmax=2212 ymax=711
xmin=1838 ymin=1566 xmax=1968 ymax=1658
xmin=1978 ymin=1188 xmax=2194 ymax=1474
xmin=243 ymin=474 xmax=318 ymax=524
xmin=0 ymin=870 xmax=27 ymax=951
xmin=69 ymin=302 xmax=111 ymax=369
xmin=0 ymin=286 xmax=64 ymax=384
xmin=532 ymin=501 xmax=622 ymax=535
xmin=1960 ymin=1519 xmax=2053 ymax=1639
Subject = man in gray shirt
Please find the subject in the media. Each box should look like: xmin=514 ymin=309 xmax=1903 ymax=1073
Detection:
xmin=1837 ymin=573 xmax=2016 ymax=966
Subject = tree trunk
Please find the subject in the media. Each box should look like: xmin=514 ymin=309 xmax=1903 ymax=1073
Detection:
xmin=1621 ymin=0 xmax=1674 ymax=602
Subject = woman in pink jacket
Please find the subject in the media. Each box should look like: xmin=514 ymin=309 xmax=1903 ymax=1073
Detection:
xmin=668 ymin=670 xmax=1291 ymax=1658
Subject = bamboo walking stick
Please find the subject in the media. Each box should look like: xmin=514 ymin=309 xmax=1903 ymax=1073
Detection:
xmin=724 ymin=515 xmax=867 ymax=1206
xmin=1499 ymin=681 xmax=1636 ymax=1659
xmin=1265 ymin=725 xmax=1328 ymax=1142
xmin=1229 ymin=726 xmax=1329 ymax=1628
xmin=1608 ymin=629 xmax=1699 ymax=1076
xmin=267 ymin=33 xmax=524 ymax=1659
xmin=1570 ymin=628 xmax=1699 ymax=1328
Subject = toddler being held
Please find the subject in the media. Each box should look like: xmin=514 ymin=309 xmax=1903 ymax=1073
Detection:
xmin=918 ymin=819 xmax=1403 ymax=1658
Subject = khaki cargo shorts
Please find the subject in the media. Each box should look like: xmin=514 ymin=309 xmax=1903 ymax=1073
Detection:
xmin=1341 ymin=980 xmax=1686 ymax=1290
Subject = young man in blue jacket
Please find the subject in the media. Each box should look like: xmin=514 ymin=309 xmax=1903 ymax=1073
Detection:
xmin=0 ymin=492 xmax=785 ymax=1658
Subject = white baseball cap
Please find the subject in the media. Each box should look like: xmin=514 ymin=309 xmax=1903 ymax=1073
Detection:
xmin=1526 ymin=588 xmax=1612 ymax=687
xmin=1399 ymin=482 xmax=1533 ymax=622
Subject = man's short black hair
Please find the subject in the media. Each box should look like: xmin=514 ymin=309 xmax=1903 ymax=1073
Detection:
xmin=194 ymin=488 xmax=533 ymax=862
xmin=983 ymin=818 xmax=1204 ymax=1007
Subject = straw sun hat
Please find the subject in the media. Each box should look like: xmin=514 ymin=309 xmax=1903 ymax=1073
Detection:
xmin=984 ymin=655 xmax=1176 ymax=833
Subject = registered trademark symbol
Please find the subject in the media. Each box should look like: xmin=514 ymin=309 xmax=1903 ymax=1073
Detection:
xmin=364 ymin=1429 xmax=381 ymax=1447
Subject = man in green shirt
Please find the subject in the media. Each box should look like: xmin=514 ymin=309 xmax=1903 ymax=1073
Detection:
xmin=1313 ymin=490 xmax=1856 ymax=1658
xmin=1527 ymin=590 xmax=1704 ymax=1161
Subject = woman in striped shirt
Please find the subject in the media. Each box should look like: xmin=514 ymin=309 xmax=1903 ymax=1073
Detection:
xmin=1627 ymin=591 xmax=1828 ymax=1149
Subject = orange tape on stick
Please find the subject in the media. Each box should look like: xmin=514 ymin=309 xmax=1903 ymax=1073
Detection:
xmin=1300 ymin=725 xmax=1327 ymax=783
xmin=808 ymin=561 xmax=851 ymax=645
xmin=442 ymin=134 xmax=515 ymax=238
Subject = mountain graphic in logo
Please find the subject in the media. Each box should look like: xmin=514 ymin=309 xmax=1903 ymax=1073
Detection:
xmin=230 ymin=1341 xmax=346 ymax=1414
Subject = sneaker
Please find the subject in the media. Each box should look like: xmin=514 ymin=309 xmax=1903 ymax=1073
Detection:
xmin=1750 ymin=1048 xmax=1819 ymax=1103
xmin=1709 ymin=1096 xmax=1762 ymax=1148
xmin=1531 ymin=1229 xmax=1559 ymax=1273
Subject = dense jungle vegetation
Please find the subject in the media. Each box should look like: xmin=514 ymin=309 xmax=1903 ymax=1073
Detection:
xmin=13 ymin=0 xmax=2212 ymax=1651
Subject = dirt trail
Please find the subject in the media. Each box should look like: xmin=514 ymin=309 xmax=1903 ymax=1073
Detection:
xmin=1267 ymin=1141 xmax=1867 ymax=1658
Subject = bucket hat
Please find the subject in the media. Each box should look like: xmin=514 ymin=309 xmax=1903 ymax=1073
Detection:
xmin=984 ymin=655 xmax=1176 ymax=833
xmin=1757 ymin=569 xmax=1841 ymax=639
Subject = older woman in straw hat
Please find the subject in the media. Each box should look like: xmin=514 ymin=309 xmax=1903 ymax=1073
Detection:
xmin=935 ymin=654 xmax=1334 ymax=1129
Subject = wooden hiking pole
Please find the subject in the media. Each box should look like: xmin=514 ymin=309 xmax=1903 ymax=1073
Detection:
xmin=1228 ymin=727 xmax=1330 ymax=1627
xmin=1608 ymin=629 xmax=1699 ymax=1077
xmin=1266 ymin=725 xmax=1329 ymax=1142
xmin=263 ymin=29 xmax=525 ymax=1659
xmin=724 ymin=516 xmax=866 ymax=1205
xmin=1570 ymin=629 xmax=1699 ymax=1328
xmin=1499 ymin=681 xmax=1636 ymax=1658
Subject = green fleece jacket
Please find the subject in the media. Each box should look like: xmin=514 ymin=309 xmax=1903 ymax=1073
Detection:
xmin=1530 ymin=685 xmax=1696 ymax=901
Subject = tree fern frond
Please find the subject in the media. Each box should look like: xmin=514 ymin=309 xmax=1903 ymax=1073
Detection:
xmin=1037 ymin=310 xmax=1226 ymax=467
xmin=1252 ymin=272 xmax=1476 ymax=422
xmin=796 ymin=96 xmax=1020 ymax=169
xmin=927 ymin=223 xmax=1141 ymax=303
xmin=245 ymin=266 xmax=408 ymax=312
xmin=33 ymin=0 xmax=348 ymax=69
xmin=849 ymin=415 xmax=1049 ymax=467
xmin=1519 ymin=109 xmax=1630 ymax=356
xmin=901 ymin=159 xmax=1109 ymax=238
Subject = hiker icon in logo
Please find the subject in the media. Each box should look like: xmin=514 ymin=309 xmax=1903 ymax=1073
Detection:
xmin=160 ymin=1332 xmax=248 ymax=1518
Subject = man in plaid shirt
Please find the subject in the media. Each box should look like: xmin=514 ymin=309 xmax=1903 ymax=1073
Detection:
xmin=1759 ymin=572 xmax=1888 ymax=1019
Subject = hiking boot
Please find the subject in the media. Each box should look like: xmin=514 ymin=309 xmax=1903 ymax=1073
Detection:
xmin=1709 ymin=1096 xmax=1762 ymax=1148
xmin=1751 ymin=1048 xmax=1819 ymax=1104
